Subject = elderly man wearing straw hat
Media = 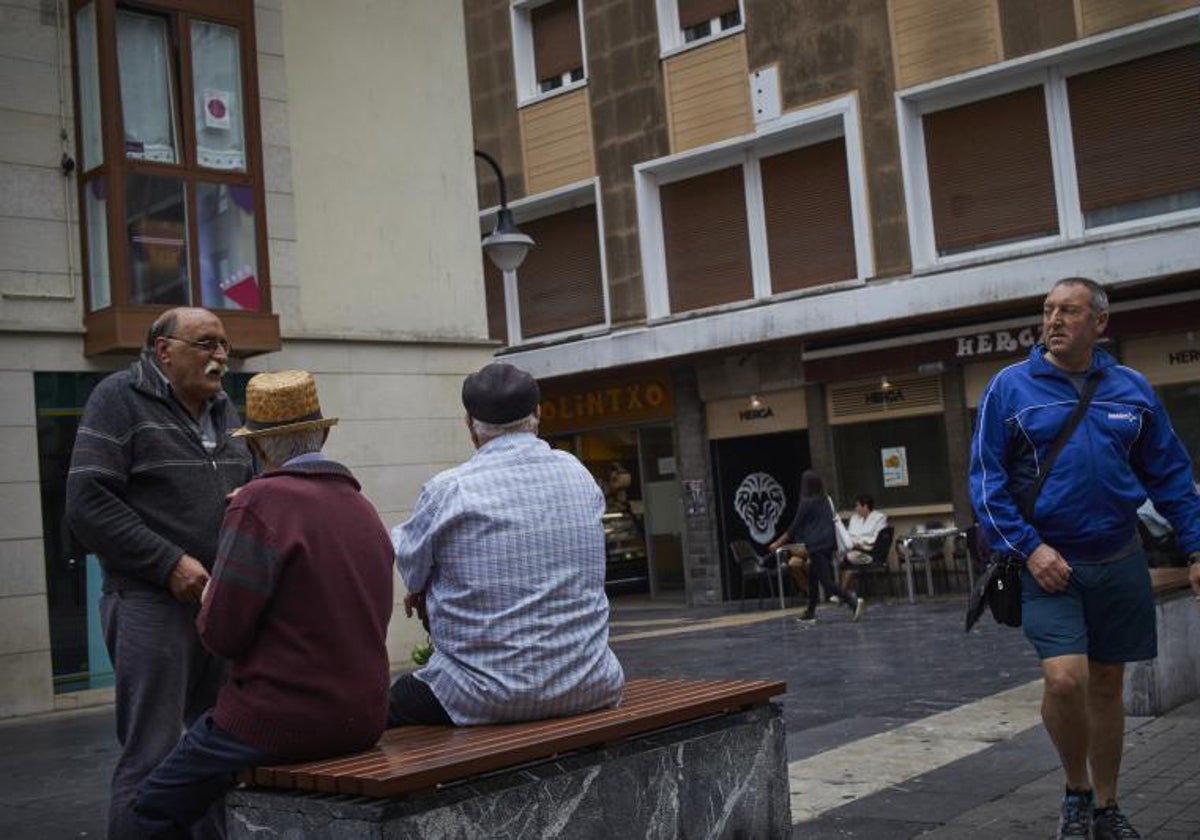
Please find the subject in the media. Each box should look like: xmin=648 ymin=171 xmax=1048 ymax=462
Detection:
xmin=388 ymin=362 xmax=625 ymax=727
xmin=132 ymin=370 xmax=394 ymax=838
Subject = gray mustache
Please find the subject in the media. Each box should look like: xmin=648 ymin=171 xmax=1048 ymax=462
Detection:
xmin=205 ymin=360 xmax=228 ymax=377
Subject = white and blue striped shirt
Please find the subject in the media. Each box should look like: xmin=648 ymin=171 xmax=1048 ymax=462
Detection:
xmin=392 ymin=432 xmax=625 ymax=725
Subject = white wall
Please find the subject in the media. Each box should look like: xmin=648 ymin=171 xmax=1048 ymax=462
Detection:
xmin=281 ymin=0 xmax=489 ymax=342
xmin=0 ymin=0 xmax=85 ymax=334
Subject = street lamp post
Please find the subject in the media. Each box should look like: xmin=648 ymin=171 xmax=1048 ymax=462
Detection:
xmin=474 ymin=150 xmax=533 ymax=272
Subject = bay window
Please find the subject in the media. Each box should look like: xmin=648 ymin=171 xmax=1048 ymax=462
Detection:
xmin=70 ymin=0 xmax=278 ymax=355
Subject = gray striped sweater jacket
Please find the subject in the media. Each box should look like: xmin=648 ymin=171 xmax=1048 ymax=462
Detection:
xmin=65 ymin=352 xmax=253 ymax=593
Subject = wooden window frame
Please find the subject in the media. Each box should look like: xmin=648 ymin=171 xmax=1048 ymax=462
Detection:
xmin=510 ymin=0 xmax=588 ymax=107
xmin=478 ymin=179 xmax=610 ymax=347
xmin=898 ymin=10 xmax=1200 ymax=271
xmin=635 ymin=92 xmax=872 ymax=320
xmin=68 ymin=0 xmax=279 ymax=356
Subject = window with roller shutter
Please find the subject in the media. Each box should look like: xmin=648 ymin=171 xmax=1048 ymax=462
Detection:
xmin=761 ymin=138 xmax=857 ymax=292
xmin=636 ymin=92 xmax=871 ymax=319
xmin=480 ymin=193 xmax=607 ymax=346
xmin=511 ymin=0 xmax=587 ymax=103
xmin=923 ymin=86 xmax=1058 ymax=256
xmin=1068 ymin=44 xmax=1200 ymax=229
xmin=661 ymin=166 xmax=753 ymax=314
xmin=516 ymin=206 xmax=606 ymax=338
xmin=531 ymin=0 xmax=584 ymax=92
xmin=902 ymin=28 xmax=1200 ymax=269
xmin=677 ymin=0 xmax=741 ymax=43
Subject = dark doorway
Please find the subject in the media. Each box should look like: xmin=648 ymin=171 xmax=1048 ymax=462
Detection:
xmin=711 ymin=431 xmax=810 ymax=601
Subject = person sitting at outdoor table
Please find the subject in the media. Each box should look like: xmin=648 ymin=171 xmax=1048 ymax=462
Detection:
xmin=840 ymin=494 xmax=888 ymax=591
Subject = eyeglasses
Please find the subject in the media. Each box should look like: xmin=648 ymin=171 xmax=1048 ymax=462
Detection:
xmin=1042 ymin=305 xmax=1090 ymax=320
xmin=161 ymin=335 xmax=232 ymax=355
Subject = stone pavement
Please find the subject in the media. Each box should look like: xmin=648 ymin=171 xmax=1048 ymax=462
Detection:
xmin=0 ymin=596 xmax=1197 ymax=838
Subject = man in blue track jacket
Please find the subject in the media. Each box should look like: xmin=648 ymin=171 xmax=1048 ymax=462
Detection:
xmin=970 ymin=277 xmax=1200 ymax=840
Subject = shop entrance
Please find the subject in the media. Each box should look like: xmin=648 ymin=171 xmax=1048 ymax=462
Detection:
xmin=711 ymin=430 xmax=810 ymax=602
xmin=549 ymin=424 xmax=684 ymax=597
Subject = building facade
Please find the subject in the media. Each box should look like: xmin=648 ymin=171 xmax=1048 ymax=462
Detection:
xmin=464 ymin=0 xmax=1200 ymax=605
xmin=0 ymin=0 xmax=491 ymax=718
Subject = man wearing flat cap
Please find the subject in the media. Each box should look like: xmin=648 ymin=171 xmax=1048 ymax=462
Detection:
xmin=389 ymin=362 xmax=625 ymax=726
xmin=132 ymin=370 xmax=395 ymax=837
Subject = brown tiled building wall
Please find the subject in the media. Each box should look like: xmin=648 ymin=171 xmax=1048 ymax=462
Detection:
xmin=744 ymin=0 xmax=910 ymax=278
xmin=464 ymin=0 xmax=525 ymax=208
xmin=583 ymin=0 xmax=670 ymax=325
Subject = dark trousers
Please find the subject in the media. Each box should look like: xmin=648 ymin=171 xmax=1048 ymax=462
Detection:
xmin=387 ymin=673 xmax=453 ymax=726
xmin=101 ymin=590 xmax=226 ymax=840
xmin=132 ymin=713 xmax=281 ymax=839
xmin=807 ymin=550 xmax=858 ymax=613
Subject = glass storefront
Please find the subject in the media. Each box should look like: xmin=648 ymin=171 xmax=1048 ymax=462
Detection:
xmin=548 ymin=424 xmax=683 ymax=597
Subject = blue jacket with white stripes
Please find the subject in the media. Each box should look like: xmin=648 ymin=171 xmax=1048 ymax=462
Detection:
xmin=969 ymin=343 xmax=1200 ymax=564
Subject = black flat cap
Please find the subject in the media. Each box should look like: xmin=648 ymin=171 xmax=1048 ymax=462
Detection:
xmin=462 ymin=363 xmax=540 ymax=424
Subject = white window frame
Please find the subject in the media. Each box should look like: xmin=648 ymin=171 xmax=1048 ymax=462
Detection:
xmin=635 ymin=92 xmax=873 ymax=321
xmin=511 ymin=0 xmax=588 ymax=107
xmin=655 ymin=0 xmax=746 ymax=59
xmin=479 ymin=178 xmax=611 ymax=346
xmin=899 ymin=8 xmax=1200 ymax=272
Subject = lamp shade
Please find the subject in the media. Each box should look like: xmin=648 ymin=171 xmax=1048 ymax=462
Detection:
xmin=483 ymin=230 xmax=534 ymax=272
xmin=482 ymin=207 xmax=534 ymax=272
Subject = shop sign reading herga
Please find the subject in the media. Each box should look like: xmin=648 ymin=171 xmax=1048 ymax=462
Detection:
xmin=954 ymin=325 xmax=1041 ymax=358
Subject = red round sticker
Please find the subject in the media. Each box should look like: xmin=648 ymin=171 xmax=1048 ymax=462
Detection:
xmin=207 ymin=98 xmax=227 ymax=119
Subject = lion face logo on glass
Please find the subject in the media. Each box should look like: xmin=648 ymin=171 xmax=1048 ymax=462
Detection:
xmin=734 ymin=472 xmax=786 ymax=544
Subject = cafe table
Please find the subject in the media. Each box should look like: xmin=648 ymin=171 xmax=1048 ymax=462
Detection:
xmin=898 ymin=527 xmax=964 ymax=603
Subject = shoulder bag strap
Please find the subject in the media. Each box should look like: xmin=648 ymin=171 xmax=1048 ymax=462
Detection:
xmin=1021 ymin=371 xmax=1102 ymax=520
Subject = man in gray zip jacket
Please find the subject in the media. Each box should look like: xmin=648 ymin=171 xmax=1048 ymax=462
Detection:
xmin=66 ymin=307 xmax=252 ymax=839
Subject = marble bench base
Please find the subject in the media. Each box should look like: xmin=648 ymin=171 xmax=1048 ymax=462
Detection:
xmin=226 ymin=703 xmax=791 ymax=839
xmin=1125 ymin=587 xmax=1200 ymax=717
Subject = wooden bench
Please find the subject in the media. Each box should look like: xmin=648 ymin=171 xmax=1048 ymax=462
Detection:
xmin=1125 ymin=567 xmax=1198 ymax=716
xmin=226 ymin=677 xmax=790 ymax=839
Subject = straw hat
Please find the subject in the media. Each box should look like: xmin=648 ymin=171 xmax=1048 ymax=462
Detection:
xmin=232 ymin=370 xmax=338 ymax=438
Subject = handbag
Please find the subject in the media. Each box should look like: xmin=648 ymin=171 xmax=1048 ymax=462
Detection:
xmin=965 ymin=373 xmax=1101 ymax=631
xmin=830 ymin=497 xmax=853 ymax=555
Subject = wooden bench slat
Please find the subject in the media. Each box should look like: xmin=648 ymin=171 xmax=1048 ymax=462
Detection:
xmin=277 ymin=680 xmax=715 ymax=791
xmin=241 ymin=678 xmax=786 ymax=798
xmin=353 ymin=679 xmax=785 ymax=797
xmin=307 ymin=679 xmax=778 ymax=794
xmin=322 ymin=682 xmax=756 ymax=792
xmin=284 ymin=679 xmax=751 ymax=785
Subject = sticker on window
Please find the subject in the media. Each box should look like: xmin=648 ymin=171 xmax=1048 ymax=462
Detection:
xmin=204 ymin=89 xmax=232 ymax=131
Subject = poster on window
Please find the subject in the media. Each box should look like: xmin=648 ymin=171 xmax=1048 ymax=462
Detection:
xmin=203 ymin=89 xmax=232 ymax=130
xmin=881 ymin=446 xmax=909 ymax=487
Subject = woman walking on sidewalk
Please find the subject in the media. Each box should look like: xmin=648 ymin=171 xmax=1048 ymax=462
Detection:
xmin=770 ymin=470 xmax=865 ymax=623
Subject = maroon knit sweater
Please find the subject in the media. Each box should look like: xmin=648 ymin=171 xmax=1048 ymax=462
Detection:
xmin=198 ymin=460 xmax=394 ymax=759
